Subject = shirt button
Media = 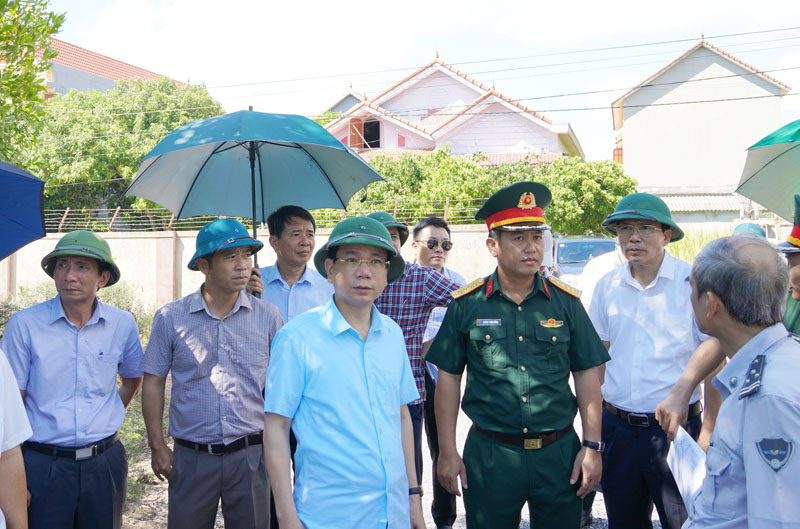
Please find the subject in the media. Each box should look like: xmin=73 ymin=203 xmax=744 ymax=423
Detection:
xmin=518 ymin=306 xmax=522 ymax=311
xmin=551 ymin=336 xmax=557 ymax=342
xmin=518 ymin=336 xmax=523 ymax=342
xmin=523 ymin=427 xmax=528 ymax=433
xmin=522 ymin=396 xmax=527 ymax=403
xmin=485 ymin=334 xmax=491 ymax=340
xmin=520 ymin=366 xmax=526 ymax=371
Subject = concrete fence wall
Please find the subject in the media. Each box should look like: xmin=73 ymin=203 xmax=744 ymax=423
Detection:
xmin=0 ymin=225 xmax=500 ymax=311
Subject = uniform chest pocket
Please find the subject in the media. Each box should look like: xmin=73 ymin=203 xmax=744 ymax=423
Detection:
xmin=530 ymin=325 xmax=571 ymax=373
xmin=469 ymin=326 xmax=507 ymax=371
xmin=702 ymin=447 xmax=737 ymax=514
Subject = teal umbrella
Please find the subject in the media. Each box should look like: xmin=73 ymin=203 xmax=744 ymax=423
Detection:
xmin=736 ymin=118 xmax=800 ymax=221
xmin=125 ymin=110 xmax=383 ymax=255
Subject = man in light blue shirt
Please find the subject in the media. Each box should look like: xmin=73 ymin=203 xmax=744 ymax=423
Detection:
xmin=249 ymin=205 xmax=333 ymax=322
xmin=1 ymin=231 xmax=143 ymax=529
xmin=264 ymin=216 xmax=425 ymax=529
xmin=680 ymin=236 xmax=800 ymax=528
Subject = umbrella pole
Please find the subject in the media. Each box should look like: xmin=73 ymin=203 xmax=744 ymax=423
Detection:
xmin=249 ymin=140 xmax=261 ymax=298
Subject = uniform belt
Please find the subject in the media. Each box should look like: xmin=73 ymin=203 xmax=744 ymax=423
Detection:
xmin=175 ymin=432 xmax=263 ymax=455
xmin=604 ymin=401 xmax=703 ymax=427
xmin=23 ymin=432 xmax=119 ymax=461
xmin=474 ymin=424 xmax=572 ymax=449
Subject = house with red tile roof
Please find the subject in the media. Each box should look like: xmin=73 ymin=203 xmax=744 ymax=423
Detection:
xmin=611 ymin=40 xmax=790 ymax=229
xmin=324 ymin=57 xmax=584 ymax=163
xmin=43 ymin=38 xmax=180 ymax=97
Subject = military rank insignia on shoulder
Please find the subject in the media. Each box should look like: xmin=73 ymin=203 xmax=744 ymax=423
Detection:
xmin=452 ymin=278 xmax=485 ymax=299
xmin=547 ymin=276 xmax=582 ymax=299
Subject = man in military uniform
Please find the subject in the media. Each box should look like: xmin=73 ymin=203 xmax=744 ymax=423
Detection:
xmin=427 ymin=181 xmax=609 ymax=529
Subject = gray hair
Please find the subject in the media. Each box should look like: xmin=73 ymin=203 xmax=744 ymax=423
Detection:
xmin=692 ymin=236 xmax=788 ymax=326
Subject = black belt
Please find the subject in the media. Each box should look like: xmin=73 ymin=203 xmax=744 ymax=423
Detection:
xmin=175 ymin=432 xmax=263 ymax=455
xmin=604 ymin=401 xmax=703 ymax=427
xmin=474 ymin=424 xmax=572 ymax=450
xmin=23 ymin=432 xmax=119 ymax=461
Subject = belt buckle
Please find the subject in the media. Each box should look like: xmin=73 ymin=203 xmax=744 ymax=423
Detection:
xmin=74 ymin=445 xmax=96 ymax=460
xmin=207 ymin=444 xmax=223 ymax=456
xmin=523 ymin=438 xmax=542 ymax=450
xmin=627 ymin=413 xmax=650 ymax=427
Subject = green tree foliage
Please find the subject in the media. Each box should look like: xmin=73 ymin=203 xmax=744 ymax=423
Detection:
xmin=340 ymin=148 xmax=637 ymax=234
xmin=19 ymin=78 xmax=225 ymax=210
xmin=0 ymin=0 xmax=64 ymax=162
xmin=313 ymin=110 xmax=340 ymax=126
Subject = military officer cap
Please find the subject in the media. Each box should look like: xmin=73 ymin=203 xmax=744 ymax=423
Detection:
xmin=776 ymin=194 xmax=800 ymax=254
xmin=475 ymin=181 xmax=552 ymax=231
xmin=367 ymin=211 xmax=409 ymax=246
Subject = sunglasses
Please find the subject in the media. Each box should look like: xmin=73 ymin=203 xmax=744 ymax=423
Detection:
xmin=418 ymin=239 xmax=453 ymax=251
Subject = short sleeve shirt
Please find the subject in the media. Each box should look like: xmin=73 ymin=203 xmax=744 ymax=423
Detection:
xmin=264 ymin=298 xmax=419 ymax=529
xmin=427 ymin=270 xmax=609 ymax=434
xmin=1 ymin=296 xmax=143 ymax=446
xmin=0 ymin=349 xmax=32 ymax=529
xmin=686 ymin=324 xmax=800 ymax=528
xmin=142 ymin=288 xmax=283 ymax=444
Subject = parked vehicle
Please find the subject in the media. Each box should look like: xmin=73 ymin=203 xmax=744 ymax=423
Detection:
xmin=552 ymin=235 xmax=618 ymax=286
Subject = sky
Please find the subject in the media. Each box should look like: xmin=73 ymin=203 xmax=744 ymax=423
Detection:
xmin=48 ymin=0 xmax=800 ymax=161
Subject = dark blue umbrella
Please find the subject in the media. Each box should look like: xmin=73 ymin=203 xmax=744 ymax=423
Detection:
xmin=0 ymin=161 xmax=45 ymax=261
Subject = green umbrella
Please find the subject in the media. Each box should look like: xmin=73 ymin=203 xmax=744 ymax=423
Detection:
xmin=736 ymin=118 xmax=800 ymax=222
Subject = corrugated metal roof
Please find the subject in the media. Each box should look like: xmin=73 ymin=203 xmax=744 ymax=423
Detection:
xmin=660 ymin=194 xmax=742 ymax=212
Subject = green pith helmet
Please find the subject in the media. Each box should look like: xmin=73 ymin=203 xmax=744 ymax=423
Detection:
xmin=41 ymin=230 xmax=120 ymax=287
xmin=314 ymin=216 xmax=406 ymax=283
xmin=188 ymin=218 xmax=264 ymax=270
xmin=475 ymin=181 xmax=552 ymax=231
xmin=602 ymin=193 xmax=684 ymax=242
xmin=367 ymin=211 xmax=409 ymax=246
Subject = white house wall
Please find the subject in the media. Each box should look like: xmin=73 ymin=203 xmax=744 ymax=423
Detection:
xmin=379 ymin=121 xmax=435 ymax=149
xmin=381 ymin=70 xmax=484 ymax=124
xmin=622 ymin=48 xmax=783 ymax=193
xmin=439 ymin=104 xmax=561 ymax=154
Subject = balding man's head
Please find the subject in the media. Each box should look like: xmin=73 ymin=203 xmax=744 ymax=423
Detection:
xmin=692 ymin=236 xmax=788 ymax=327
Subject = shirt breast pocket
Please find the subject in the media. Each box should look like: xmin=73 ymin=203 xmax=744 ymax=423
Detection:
xmin=87 ymin=344 xmax=122 ymax=394
xmin=702 ymin=447 xmax=736 ymax=514
xmin=469 ymin=326 xmax=507 ymax=371
xmin=530 ymin=325 xmax=571 ymax=373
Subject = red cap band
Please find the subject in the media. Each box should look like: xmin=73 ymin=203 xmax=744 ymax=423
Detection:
xmin=485 ymin=206 xmax=545 ymax=230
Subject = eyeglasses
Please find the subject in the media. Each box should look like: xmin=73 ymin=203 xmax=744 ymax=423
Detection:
xmin=418 ymin=239 xmax=453 ymax=251
xmin=616 ymin=224 xmax=663 ymax=238
xmin=335 ymin=258 xmax=389 ymax=271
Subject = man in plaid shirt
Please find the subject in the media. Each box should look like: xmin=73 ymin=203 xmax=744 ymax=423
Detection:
xmin=369 ymin=212 xmax=461 ymax=486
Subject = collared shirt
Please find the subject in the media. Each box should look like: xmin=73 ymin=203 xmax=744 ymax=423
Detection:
xmin=686 ymin=324 xmax=800 ymax=529
xmin=784 ymin=293 xmax=800 ymax=335
xmin=589 ymin=251 xmax=705 ymax=412
xmin=264 ymin=298 xmax=419 ymax=529
xmin=577 ymin=248 xmax=625 ymax=311
xmin=428 ymin=270 xmax=609 ymax=434
xmin=142 ymin=288 xmax=282 ymax=444
xmin=1 ymin=296 xmax=143 ymax=446
xmin=0 ymin=349 xmax=32 ymax=529
xmin=260 ymin=264 xmax=334 ymax=322
xmin=422 ymin=267 xmax=466 ymax=383
xmin=374 ymin=261 xmax=459 ymax=403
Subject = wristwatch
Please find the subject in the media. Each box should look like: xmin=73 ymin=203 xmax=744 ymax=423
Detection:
xmin=409 ymin=487 xmax=423 ymax=496
xmin=582 ymin=440 xmax=605 ymax=453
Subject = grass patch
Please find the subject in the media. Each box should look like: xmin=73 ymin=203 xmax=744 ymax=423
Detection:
xmin=668 ymin=230 xmax=729 ymax=263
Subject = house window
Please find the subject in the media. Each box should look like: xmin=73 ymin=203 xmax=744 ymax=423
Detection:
xmin=398 ymin=134 xmax=405 ymax=147
xmin=613 ymin=147 xmax=623 ymax=164
xmin=363 ymin=120 xmax=380 ymax=148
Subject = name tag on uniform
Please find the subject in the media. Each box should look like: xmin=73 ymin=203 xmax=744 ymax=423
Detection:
xmin=476 ymin=319 xmax=502 ymax=326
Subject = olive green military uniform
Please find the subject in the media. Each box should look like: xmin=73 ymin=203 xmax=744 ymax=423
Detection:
xmin=427 ymin=269 xmax=609 ymax=529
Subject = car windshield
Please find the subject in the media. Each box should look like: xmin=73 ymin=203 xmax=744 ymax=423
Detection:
xmin=556 ymin=240 xmax=617 ymax=265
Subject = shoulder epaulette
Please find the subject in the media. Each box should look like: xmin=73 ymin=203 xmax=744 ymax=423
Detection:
xmin=547 ymin=276 xmax=582 ymax=299
xmin=739 ymin=354 xmax=766 ymax=399
xmin=452 ymin=278 xmax=485 ymax=299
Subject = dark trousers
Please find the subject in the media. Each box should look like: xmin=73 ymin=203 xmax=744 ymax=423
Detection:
xmin=23 ymin=439 xmax=127 ymax=529
xmin=408 ymin=401 xmax=424 ymax=482
xmin=168 ymin=443 xmax=269 ymax=529
xmin=424 ymin=370 xmax=457 ymax=527
xmin=601 ymin=407 xmax=702 ymax=529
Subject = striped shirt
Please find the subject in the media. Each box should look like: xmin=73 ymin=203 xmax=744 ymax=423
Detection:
xmin=141 ymin=288 xmax=283 ymax=444
xmin=374 ymin=262 xmax=459 ymax=403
